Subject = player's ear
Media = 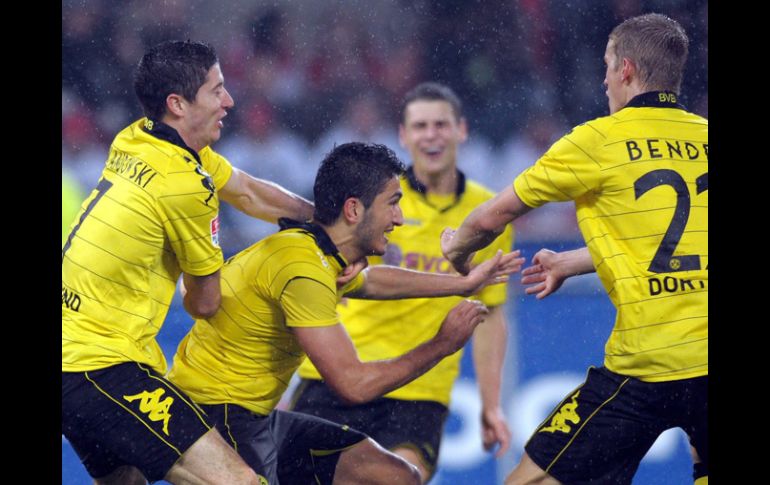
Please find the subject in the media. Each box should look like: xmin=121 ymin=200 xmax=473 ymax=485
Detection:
xmin=166 ymin=93 xmax=186 ymax=117
xmin=342 ymin=197 xmax=364 ymax=224
xmin=620 ymin=58 xmax=636 ymax=84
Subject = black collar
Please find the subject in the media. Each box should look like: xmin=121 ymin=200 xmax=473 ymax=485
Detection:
xmin=277 ymin=218 xmax=347 ymax=269
xmin=141 ymin=118 xmax=203 ymax=165
xmin=624 ymin=91 xmax=686 ymax=110
xmin=404 ymin=166 xmax=466 ymax=213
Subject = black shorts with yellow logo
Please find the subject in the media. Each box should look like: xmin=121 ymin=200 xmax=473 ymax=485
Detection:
xmin=199 ymin=404 xmax=367 ymax=485
xmin=525 ymin=366 xmax=708 ymax=484
xmin=61 ymin=362 xmax=212 ymax=482
xmin=290 ymin=378 xmax=449 ymax=475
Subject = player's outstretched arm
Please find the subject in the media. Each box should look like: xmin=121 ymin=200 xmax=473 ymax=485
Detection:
xmin=292 ymin=300 xmax=489 ymax=405
xmin=219 ymin=167 xmax=314 ymax=223
xmin=347 ymin=249 xmax=524 ymax=300
xmin=521 ymin=247 xmax=594 ymax=299
xmin=442 ymin=185 xmax=532 ymax=275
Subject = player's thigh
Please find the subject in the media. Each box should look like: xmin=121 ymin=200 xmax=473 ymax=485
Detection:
xmin=289 ymin=378 xmax=382 ymax=433
xmin=524 ymin=367 xmax=663 ymax=485
xmin=271 ymin=409 xmax=369 ymax=484
xmin=376 ymin=398 xmax=449 ymax=479
xmin=336 ymin=438 xmax=421 ymax=485
xmin=62 ymin=362 xmax=213 ymax=482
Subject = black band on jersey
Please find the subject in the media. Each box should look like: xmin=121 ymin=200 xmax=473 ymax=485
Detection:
xmin=405 ymin=166 xmax=466 ymax=213
xmin=142 ymin=118 xmax=204 ymax=166
xmin=625 ymin=91 xmax=686 ymax=110
xmin=278 ymin=218 xmax=348 ymax=269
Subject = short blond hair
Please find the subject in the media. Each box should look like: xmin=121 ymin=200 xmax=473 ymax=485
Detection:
xmin=610 ymin=13 xmax=689 ymax=93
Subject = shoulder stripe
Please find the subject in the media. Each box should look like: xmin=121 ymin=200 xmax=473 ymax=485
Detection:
xmin=584 ymin=122 xmax=607 ymax=139
xmin=600 ymin=159 xmax=708 ymax=172
xmin=563 ymin=136 xmax=602 ymax=167
xmin=604 ymin=137 xmax=707 ymax=147
xmin=542 ymin=165 xmax=575 ymax=200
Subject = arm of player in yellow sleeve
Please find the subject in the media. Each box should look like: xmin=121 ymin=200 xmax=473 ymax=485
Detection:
xmin=345 ymin=250 xmax=524 ymax=300
xmin=472 ymin=305 xmax=511 ymax=458
xmin=520 ymin=247 xmax=594 ymax=299
xmin=218 ymin=167 xmax=314 ymax=223
xmin=292 ymin=299 xmax=490 ymax=405
xmin=181 ymin=270 xmax=221 ymax=319
xmin=442 ymin=185 xmax=533 ymax=275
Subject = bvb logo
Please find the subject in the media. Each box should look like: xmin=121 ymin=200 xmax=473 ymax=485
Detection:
xmin=669 ymin=258 xmax=681 ymax=270
xmin=257 ymin=475 xmax=269 ymax=485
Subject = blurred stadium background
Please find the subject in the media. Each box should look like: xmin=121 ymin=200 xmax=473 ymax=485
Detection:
xmin=62 ymin=0 xmax=707 ymax=483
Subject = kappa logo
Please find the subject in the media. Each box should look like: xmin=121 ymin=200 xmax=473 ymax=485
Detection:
xmin=123 ymin=388 xmax=174 ymax=435
xmin=539 ymin=390 xmax=580 ymax=434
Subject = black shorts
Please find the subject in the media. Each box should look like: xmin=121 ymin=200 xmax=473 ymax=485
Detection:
xmin=290 ymin=378 xmax=449 ymax=474
xmin=199 ymin=403 xmax=367 ymax=485
xmin=61 ymin=362 xmax=212 ymax=482
xmin=525 ymin=366 xmax=708 ymax=484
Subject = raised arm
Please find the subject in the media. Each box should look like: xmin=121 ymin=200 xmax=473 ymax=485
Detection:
xmin=442 ymin=185 xmax=532 ymax=275
xmin=293 ymin=300 xmax=489 ymax=405
xmin=472 ymin=305 xmax=511 ymax=458
xmin=219 ymin=167 xmax=314 ymax=223
xmin=521 ymin=247 xmax=594 ymax=299
xmin=346 ymin=250 xmax=524 ymax=300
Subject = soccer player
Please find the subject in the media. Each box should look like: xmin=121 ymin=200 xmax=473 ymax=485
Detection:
xmin=167 ymin=142 xmax=523 ymax=485
xmin=291 ymin=82 xmax=515 ymax=481
xmin=441 ymin=13 xmax=707 ymax=485
xmin=62 ymin=40 xmax=316 ymax=484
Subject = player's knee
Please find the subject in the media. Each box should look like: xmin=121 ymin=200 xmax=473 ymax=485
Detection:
xmin=233 ymin=466 xmax=262 ymax=485
xmin=379 ymin=449 xmax=421 ymax=484
xmin=350 ymin=438 xmax=422 ymax=485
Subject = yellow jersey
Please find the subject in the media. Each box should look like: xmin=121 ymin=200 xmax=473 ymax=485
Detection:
xmin=513 ymin=92 xmax=707 ymax=382
xmin=298 ymin=170 xmax=513 ymax=405
xmin=62 ymin=118 xmax=231 ymax=374
xmin=168 ymin=222 xmax=365 ymax=415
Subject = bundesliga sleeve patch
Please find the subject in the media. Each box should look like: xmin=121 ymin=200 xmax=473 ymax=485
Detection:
xmin=210 ymin=215 xmax=220 ymax=247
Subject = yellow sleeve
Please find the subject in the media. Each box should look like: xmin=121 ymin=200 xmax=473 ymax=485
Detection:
xmin=280 ymin=277 xmax=339 ymax=327
xmin=157 ymin=173 xmax=223 ymax=276
xmin=514 ymin=122 xmax=604 ymax=208
xmin=201 ymin=148 xmax=234 ymax=190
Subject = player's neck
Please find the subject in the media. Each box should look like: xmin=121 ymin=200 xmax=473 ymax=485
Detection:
xmin=161 ymin=116 xmax=204 ymax=152
xmin=318 ymin=223 xmax=363 ymax=271
xmin=412 ymin=165 xmax=458 ymax=195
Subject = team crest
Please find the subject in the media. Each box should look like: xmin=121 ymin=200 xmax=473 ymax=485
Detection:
xmin=210 ymin=215 xmax=220 ymax=247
